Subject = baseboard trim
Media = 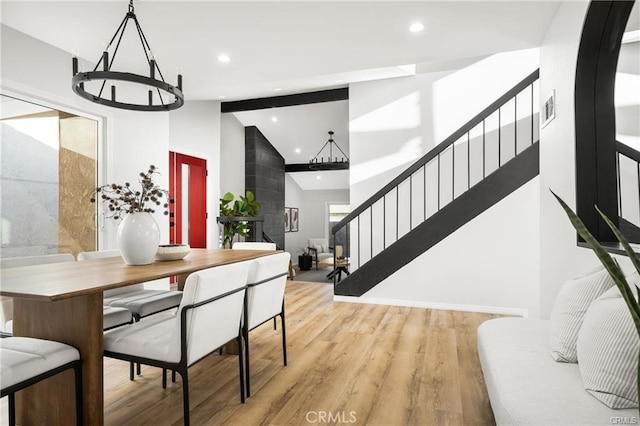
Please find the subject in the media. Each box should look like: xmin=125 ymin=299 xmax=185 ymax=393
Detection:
xmin=332 ymin=295 xmax=528 ymax=318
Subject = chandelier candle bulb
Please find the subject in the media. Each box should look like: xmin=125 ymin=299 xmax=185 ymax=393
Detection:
xmin=111 ymin=85 xmax=116 ymax=101
xmin=149 ymin=59 xmax=156 ymax=79
xmin=177 ymin=73 xmax=183 ymax=91
xmin=148 ymin=89 xmax=153 ymax=106
xmin=102 ymin=51 xmax=109 ymax=71
xmin=72 ymin=56 xmax=78 ymax=75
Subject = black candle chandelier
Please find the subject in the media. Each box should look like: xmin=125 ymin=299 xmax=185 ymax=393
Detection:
xmin=71 ymin=0 xmax=184 ymax=112
xmin=309 ymin=131 xmax=349 ymax=170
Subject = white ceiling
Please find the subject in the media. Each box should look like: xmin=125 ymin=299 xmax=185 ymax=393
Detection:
xmin=0 ymin=0 xmax=562 ymax=190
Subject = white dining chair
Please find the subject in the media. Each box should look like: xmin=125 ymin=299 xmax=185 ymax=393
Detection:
xmin=78 ymin=249 xmax=182 ymax=379
xmin=103 ymin=260 xmax=251 ymax=425
xmin=232 ymin=242 xmax=277 ymax=250
xmin=0 ymin=336 xmax=83 ymax=426
xmin=243 ymin=252 xmax=291 ymax=397
xmin=77 ymin=249 xmax=183 ymax=321
xmin=0 ymin=253 xmax=132 ymax=333
xmin=232 ymin=241 xmax=281 ymax=330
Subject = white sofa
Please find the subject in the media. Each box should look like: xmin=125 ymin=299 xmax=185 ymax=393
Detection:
xmin=478 ymin=317 xmax=637 ymax=425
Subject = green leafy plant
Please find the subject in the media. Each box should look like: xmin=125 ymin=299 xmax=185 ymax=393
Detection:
xmin=219 ymin=191 xmax=260 ymax=248
xmin=552 ymin=190 xmax=640 ymax=407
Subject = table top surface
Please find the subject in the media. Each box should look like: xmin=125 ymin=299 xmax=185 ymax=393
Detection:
xmin=0 ymin=248 xmax=277 ymax=301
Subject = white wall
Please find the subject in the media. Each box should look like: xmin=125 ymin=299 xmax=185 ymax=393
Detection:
xmin=220 ymin=113 xmax=245 ymax=197
xmin=285 ymin=173 xmax=305 ymax=258
xmin=360 ymin=177 xmax=540 ymax=317
xmin=537 ymin=0 xmax=600 ymax=318
xmin=431 ymin=48 xmax=540 ymax=143
xmin=349 ymin=71 xmax=449 ymax=206
xmin=169 ymin=101 xmax=221 ymax=248
xmin=1 ymin=25 xmax=172 ymax=252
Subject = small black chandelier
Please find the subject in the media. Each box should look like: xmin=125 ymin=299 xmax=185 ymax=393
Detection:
xmin=309 ymin=131 xmax=349 ymax=170
xmin=71 ymin=0 xmax=184 ymax=112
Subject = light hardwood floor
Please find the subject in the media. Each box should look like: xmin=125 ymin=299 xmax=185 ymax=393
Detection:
xmin=1 ymin=279 xmax=499 ymax=425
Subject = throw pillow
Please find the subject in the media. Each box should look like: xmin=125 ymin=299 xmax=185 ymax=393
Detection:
xmin=576 ymin=286 xmax=639 ymax=409
xmin=321 ymin=244 xmax=329 ymax=253
xmin=313 ymin=244 xmax=322 ymax=253
xmin=549 ymin=266 xmax=614 ymax=362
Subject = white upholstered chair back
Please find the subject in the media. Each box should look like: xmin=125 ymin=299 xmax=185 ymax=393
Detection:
xmin=245 ymin=252 xmax=291 ymax=330
xmin=308 ymin=238 xmax=329 ymax=252
xmin=232 ymin=242 xmax=276 ymax=250
xmin=77 ymin=250 xmax=145 ymax=297
xmin=178 ymin=261 xmax=251 ymax=365
xmin=0 ymin=253 xmax=74 ymax=268
xmin=76 ymin=249 xmax=120 ymax=261
xmin=0 ymin=253 xmax=75 ymax=333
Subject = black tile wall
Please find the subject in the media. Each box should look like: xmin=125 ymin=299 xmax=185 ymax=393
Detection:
xmin=245 ymin=126 xmax=285 ymax=249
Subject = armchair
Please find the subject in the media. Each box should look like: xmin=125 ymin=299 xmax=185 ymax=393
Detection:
xmin=307 ymin=238 xmax=332 ymax=270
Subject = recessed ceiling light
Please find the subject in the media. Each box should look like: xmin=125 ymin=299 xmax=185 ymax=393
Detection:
xmin=274 ymin=88 xmax=282 ymax=92
xmin=295 ymin=148 xmax=301 ymax=154
xmin=316 ymin=175 xmax=322 ymax=180
xmin=271 ymin=116 xmax=278 ymax=123
xmin=218 ymin=54 xmax=231 ymax=63
xmin=409 ymin=22 xmax=425 ymax=33
xmin=218 ymin=95 xmax=226 ymax=99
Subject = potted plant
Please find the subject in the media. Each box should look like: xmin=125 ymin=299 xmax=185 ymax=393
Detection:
xmin=91 ymin=165 xmax=172 ymax=265
xmin=218 ymin=191 xmax=260 ymax=248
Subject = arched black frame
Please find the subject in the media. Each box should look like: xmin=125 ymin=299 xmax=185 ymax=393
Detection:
xmin=575 ymin=0 xmax=635 ymax=242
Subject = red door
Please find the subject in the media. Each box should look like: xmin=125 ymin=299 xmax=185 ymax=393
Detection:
xmin=169 ymin=152 xmax=207 ymax=248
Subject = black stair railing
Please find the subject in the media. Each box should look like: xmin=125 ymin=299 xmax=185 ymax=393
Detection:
xmin=332 ymin=69 xmax=540 ymax=279
xmin=616 ymin=141 xmax=640 ymax=243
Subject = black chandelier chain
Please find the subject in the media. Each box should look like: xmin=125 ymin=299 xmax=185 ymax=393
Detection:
xmin=71 ymin=0 xmax=184 ymax=112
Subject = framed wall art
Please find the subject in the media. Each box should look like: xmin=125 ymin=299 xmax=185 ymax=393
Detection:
xmin=290 ymin=208 xmax=299 ymax=232
xmin=284 ymin=207 xmax=291 ymax=232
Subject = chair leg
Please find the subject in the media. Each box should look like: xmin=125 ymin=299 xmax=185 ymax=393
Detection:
xmin=281 ymin=308 xmax=288 ymax=366
xmin=179 ymin=369 xmax=190 ymax=426
xmin=273 ymin=317 xmax=277 ymax=330
xmin=172 ymin=370 xmax=176 ymax=383
xmin=238 ymin=335 xmax=246 ymax=403
xmin=8 ymin=393 xmax=15 ymax=426
xmin=162 ymin=368 xmax=167 ymax=389
xmin=243 ymin=325 xmax=250 ymax=398
xmin=132 ymin=315 xmax=142 ymax=377
xmin=74 ymin=360 xmax=83 ymax=426
xmin=129 ymin=362 xmax=134 ymax=381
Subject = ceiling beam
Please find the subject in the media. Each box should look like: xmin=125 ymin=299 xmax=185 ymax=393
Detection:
xmin=221 ymin=88 xmax=348 ymax=113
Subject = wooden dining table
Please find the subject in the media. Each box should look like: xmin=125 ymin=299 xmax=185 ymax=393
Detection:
xmin=0 ymin=248 xmax=277 ymax=425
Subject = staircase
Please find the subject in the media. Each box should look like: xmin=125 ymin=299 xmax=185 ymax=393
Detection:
xmin=332 ymin=70 xmax=540 ymax=297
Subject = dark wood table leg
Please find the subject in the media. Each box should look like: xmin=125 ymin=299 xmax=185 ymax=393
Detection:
xmin=13 ymin=293 xmax=104 ymax=425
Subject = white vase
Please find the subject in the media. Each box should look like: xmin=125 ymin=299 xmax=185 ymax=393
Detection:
xmin=117 ymin=212 xmax=160 ymax=265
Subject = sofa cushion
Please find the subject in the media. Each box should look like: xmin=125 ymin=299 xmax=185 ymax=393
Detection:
xmin=549 ymin=266 xmax=614 ymax=362
xmin=577 ymin=286 xmax=639 ymax=409
xmin=478 ymin=317 xmax=637 ymax=425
